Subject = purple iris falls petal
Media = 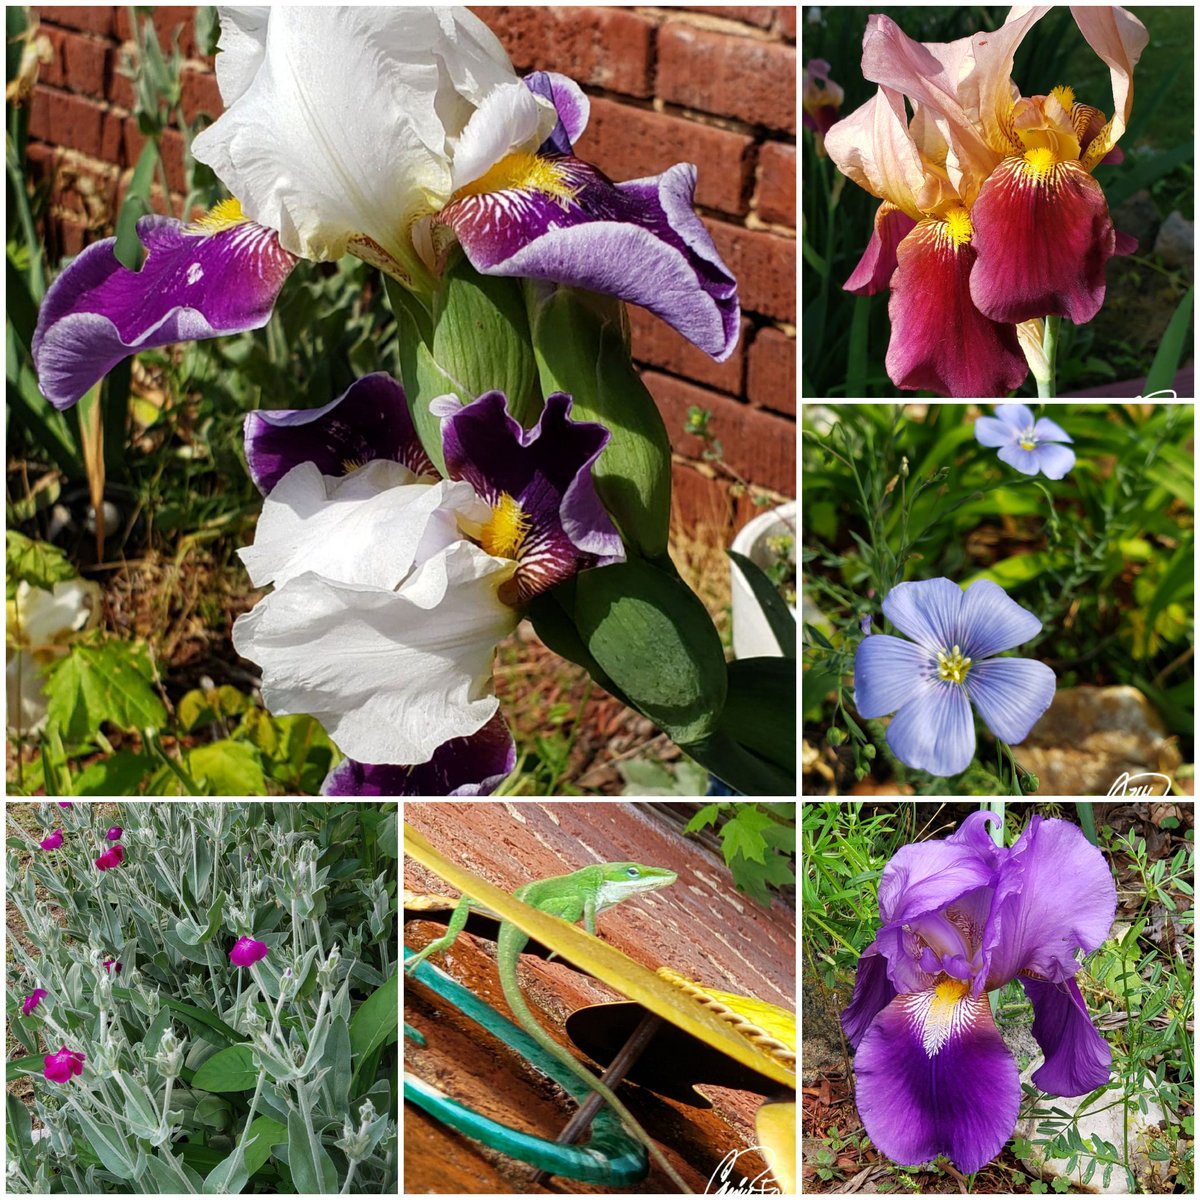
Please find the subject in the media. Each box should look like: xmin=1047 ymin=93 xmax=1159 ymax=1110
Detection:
xmin=964 ymin=656 xmax=1056 ymax=744
xmin=440 ymin=156 xmax=739 ymax=361
xmin=33 ymin=215 xmax=297 ymax=410
xmin=441 ymin=390 xmax=624 ymax=601
xmin=1020 ymin=974 xmax=1112 ymax=1096
xmin=243 ymin=372 xmax=436 ymax=494
xmin=321 ymin=711 xmax=515 ymax=796
xmin=854 ymin=985 xmax=1021 ymax=1173
xmin=523 ymin=70 xmax=588 ymax=155
xmin=841 ymin=942 xmax=898 ymax=1049
xmin=984 ymin=816 xmax=1117 ymax=989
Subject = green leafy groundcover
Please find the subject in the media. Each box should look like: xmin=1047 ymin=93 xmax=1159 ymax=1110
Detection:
xmin=6 ymin=802 xmax=397 ymax=1194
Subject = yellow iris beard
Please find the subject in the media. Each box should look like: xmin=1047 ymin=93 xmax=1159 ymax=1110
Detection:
xmin=454 ymin=152 xmax=579 ymax=205
xmin=188 ymin=197 xmax=246 ymax=233
xmin=480 ymin=493 xmax=530 ymax=560
xmin=942 ymin=205 xmax=973 ymax=248
xmin=1050 ymin=84 xmax=1076 ymax=111
xmin=1022 ymin=146 xmax=1060 ymax=183
xmin=919 ymin=978 xmax=971 ymax=1056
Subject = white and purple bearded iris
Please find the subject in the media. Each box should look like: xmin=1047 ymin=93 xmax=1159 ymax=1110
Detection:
xmin=843 ymin=811 xmax=1116 ymax=1174
xmin=234 ymin=373 xmax=622 ymax=796
xmin=32 ymin=6 xmax=738 ymax=411
xmin=855 ymin=578 xmax=1056 ymax=776
xmin=974 ymin=404 xmax=1076 ymax=480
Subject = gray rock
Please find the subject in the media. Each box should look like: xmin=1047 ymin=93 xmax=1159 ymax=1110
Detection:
xmin=1109 ymin=188 xmax=1157 ymax=251
xmin=1015 ymin=1062 xmax=1166 ymax=1193
xmin=1015 ymin=686 xmax=1183 ymax=796
xmin=1153 ymin=210 xmax=1194 ymax=276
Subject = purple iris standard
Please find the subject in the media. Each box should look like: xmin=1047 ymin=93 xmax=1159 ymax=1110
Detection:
xmin=854 ymin=578 xmax=1055 ymax=776
xmin=229 ymin=936 xmax=269 ymax=967
xmin=974 ymin=404 xmax=1075 ymax=479
xmin=31 ymin=8 xmax=737 ymax=412
xmin=842 ymin=810 xmax=1116 ymax=1173
xmin=234 ymin=373 xmax=621 ymax=796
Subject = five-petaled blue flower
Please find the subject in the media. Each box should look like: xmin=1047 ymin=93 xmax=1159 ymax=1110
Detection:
xmin=854 ymin=577 xmax=1055 ymax=776
xmin=974 ymin=403 xmax=1075 ymax=479
xmin=842 ymin=810 xmax=1115 ymax=1174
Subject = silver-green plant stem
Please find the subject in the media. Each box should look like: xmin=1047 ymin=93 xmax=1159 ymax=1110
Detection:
xmin=1038 ymin=315 xmax=1060 ymax=398
xmin=225 ymin=1068 xmax=269 ymax=1178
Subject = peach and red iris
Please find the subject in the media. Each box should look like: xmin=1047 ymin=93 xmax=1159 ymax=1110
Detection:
xmin=825 ymin=6 xmax=1147 ymax=397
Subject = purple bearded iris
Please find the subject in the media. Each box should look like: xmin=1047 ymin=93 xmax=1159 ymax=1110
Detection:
xmin=974 ymin=404 xmax=1076 ymax=479
xmin=234 ymin=372 xmax=621 ymax=796
xmin=842 ymin=811 xmax=1116 ymax=1173
xmin=31 ymin=9 xmax=737 ymax=412
xmin=854 ymin=578 xmax=1056 ymax=776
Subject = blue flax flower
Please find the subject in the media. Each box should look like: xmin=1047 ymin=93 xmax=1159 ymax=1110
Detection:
xmin=974 ymin=403 xmax=1075 ymax=479
xmin=842 ymin=810 xmax=1116 ymax=1173
xmin=855 ymin=578 xmax=1054 ymax=776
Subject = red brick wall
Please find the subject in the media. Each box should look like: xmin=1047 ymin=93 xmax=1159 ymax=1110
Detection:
xmin=24 ymin=5 xmax=796 ymax=526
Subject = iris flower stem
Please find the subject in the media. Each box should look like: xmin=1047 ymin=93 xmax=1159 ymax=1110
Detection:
xmin=1037 ymin=316 xmax=1060 ymax=398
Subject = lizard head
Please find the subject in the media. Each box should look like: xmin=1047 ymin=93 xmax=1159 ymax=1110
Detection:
xmin=594 ymin=862 xmax=677 ymax=910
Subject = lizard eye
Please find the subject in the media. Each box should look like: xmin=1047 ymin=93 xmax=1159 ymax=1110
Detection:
xmin=626 ymin=867 xmax=640 ymax=877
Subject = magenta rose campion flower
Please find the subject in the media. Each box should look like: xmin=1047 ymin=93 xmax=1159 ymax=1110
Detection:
xmin=22 ymin=988 xmax=49 ymax=1015
xmin=229 ymin=936 xmax=269 ymax=967
xmin=842 ymin=811 xmax=1116 ymax=1173
xmin=39 ymin=829 xmax=63 ymax=850
xmin=103 ymin=959 xmax=122 ymax=974
xmin=94 ymin=843 xmax=125 ymax=871
xmin=43 ymin=1045 xmax=85 ymax=1083
xmin=105 ymin=825 xmax=123 ymax=841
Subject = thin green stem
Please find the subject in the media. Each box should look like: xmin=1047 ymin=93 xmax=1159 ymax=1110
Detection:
xmin=1037 ymin=315 xmax=1061 ymax=398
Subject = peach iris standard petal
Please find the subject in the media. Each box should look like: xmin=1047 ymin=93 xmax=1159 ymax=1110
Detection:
xmin=1070 ymin=5 xmax=1150 ymax=166
xmin=824 ymin=88 xmax=927 ymax=217
xmin=886 ymin=219 xmax=1027 ymax=397
xmin=969 ymin=156 xmax=1117 ymax=324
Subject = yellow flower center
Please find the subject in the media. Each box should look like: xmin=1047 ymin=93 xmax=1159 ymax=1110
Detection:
xmin=1019 ymin=438 xmax=1037 ymax=451
xmin=942 ymin=204 xmax=973 ymax=248
xmin=453 ymin=152 xmax=580 ymax=206
xmin=1022 ymin=146 xmax=1060 ymax=182
xmin=937 ymin=644 xmax=972 ymax=684
xmin=479 ymin=493 xmax=530 ymax=560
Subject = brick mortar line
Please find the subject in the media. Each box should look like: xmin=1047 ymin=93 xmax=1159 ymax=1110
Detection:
xmin=635 ymin=7 xmax=786 ymax=43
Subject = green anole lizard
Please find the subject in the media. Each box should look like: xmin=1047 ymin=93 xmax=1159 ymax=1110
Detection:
xmin=405 ymin=862 xmax=691 ymax=1192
